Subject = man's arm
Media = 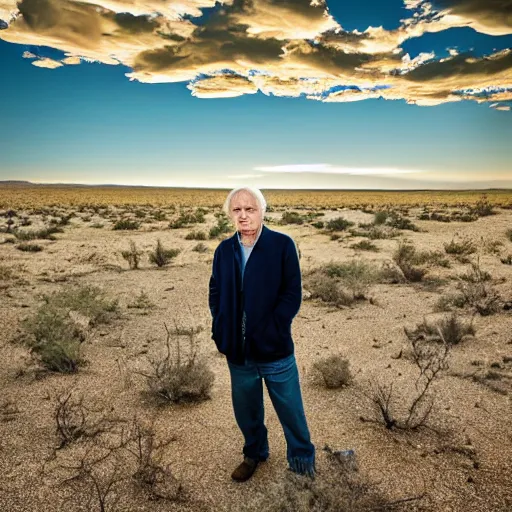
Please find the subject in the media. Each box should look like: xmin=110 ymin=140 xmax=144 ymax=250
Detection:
xmin=208 ymin=248 xmax=220 ymax=318
xmin=273 ymin=237 xmax=302 ymax=322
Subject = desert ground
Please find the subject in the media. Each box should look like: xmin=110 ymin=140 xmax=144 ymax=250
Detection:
xmin=1 ymin=186 xmax=511 ymax=512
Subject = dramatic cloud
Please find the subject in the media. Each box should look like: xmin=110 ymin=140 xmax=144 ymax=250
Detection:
xmin=0 ymin=0 xmax=510 ymax=109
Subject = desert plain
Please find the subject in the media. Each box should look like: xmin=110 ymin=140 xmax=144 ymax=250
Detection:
xmin=0 ymin=185 xmax=511 ymax=512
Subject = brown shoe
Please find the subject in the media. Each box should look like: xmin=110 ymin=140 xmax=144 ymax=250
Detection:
xmin=231 ymin=457 xmax=258 ymax=482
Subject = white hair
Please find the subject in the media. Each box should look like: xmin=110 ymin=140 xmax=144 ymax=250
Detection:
xmin=223 ymin=187 xmax=267 ymax=217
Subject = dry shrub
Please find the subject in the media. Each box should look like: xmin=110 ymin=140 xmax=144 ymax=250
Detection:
xmin=22 ymin=304 xmax=84 ymax=373
xmin=21 ymin=285 xmax=118 ymax=372
xmin=238 ymin=447 xmax=413 ymax=512
xmin=192 ymin=242 xmax=208 ymax=253
xmin=362 ymin=330 xmax=450 ymax=430
xmin=137 ymin=324 xmax=214 ymax=404
xmin=49 ymin=284 xmax=119 ymax=326
xmin=312 ymin=355 xmax=352 ymax=388
xmin=404 ymin=313 xmax=475 ymax=346
xmin=55 ymin=390 xmax=119 ymax=449
xmin=113 ymin=218 xmax=140 ymax=230
xmin=127 ymin=419 xmax=184 ymax=502
xmin=392 ymin=242 xmax=427 ymax=282
xmin=304 ymin=260 xmax=379 ymax=307
xmin=350 ymin=240 xmax=379 ymax=252
xmin=127 ymin=290 xmax=155 ymax=311
xmin=444 ymin=237 xmax=476 ymax=255
xmin=437 ymin=260 xmax=501 ymax=316
xmin=148 ymin=239 xmax=180 ymax=267
xmin=17 ymin=242 xmax=43 ymax=252
xmin=121 ymin=240 xmax=142 ymax=269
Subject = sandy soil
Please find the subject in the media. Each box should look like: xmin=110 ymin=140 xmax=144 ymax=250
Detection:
xmin=1 ymin=205 xmax=511 ymax=512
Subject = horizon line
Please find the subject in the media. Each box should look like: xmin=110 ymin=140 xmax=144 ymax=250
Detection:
xmin=1 ymin=180 xmax=511 ymax=192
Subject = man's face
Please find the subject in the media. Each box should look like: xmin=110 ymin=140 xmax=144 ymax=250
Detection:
xmin=230 ymin=191 xmax=262 ymax=233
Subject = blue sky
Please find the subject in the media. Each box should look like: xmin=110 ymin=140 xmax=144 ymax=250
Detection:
xmin=0 ymin=0 xmax=511 ymax=189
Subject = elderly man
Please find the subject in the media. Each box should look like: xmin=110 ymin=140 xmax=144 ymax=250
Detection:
xmin=208 ymin=187 xmax=315 ymax=482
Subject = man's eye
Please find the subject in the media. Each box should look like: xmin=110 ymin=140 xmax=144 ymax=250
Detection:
xmin=247 ymin=208 xmax=255 ymax=212
xmin=233 ymin=208 xmax=240 ymax=212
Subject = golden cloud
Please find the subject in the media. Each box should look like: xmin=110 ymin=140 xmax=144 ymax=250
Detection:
xmin=0 ymin=0 xmax=510 ymax=109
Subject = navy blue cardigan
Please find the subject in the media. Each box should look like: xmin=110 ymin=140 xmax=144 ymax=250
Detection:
xmin=208 ymin=225 xmax=302 ymax=364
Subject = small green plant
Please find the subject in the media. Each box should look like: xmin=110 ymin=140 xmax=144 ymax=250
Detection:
xmin=373 ymin=211 xmax=388 ymax=225
xmin=311 ymin=220 xmax=324 ymax=229
xmin=17 ymin=242 xmax=43 ymax=252
xmin=121 ymin=240 xmax=143 ymax=269
xmin=325 ymin=217 xmax=354 ymax=232
xmin=22 ymin=304 xmax=84 ymax=373
xmin=312 ymin=355 xmax=352 ymax=388
xmin=209 ymin=214 xmax=231 ymax=239
xmin=149 ymin=239 xmax=180 ymax=267
xmin=113 ymin=218 xmax=140 ymax=230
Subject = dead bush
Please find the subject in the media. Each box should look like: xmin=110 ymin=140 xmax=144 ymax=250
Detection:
xmin=239 ymin=446 xmax=420 ymax=512
xmin=121 ymin=240 xmax=143 ymax=270
xmin=362 ymin=330 xmax=450 ymax=430
xmin=126 ymin=419 xmax=183 ymax=501
xmin=137 ymin=324 xmax=214 ymax=403
xmin=149 ymin=239 xmax=180 ymax=267
xmin=312 ymin=355 xmax=352 ymax=388
xmin=55 ymin=390 xmax=119 ymax=449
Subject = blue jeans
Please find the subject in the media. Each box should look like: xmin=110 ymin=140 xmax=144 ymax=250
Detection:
xmin=227 ymin=354 xmax=315 ymax=476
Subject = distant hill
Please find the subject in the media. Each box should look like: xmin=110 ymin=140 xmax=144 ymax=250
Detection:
xmin=0 ymin=180 xmax=511 ymax=191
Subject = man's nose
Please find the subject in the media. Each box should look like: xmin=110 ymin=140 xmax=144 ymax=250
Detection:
xmin=240 ymin=209 xmax=247 ymax=218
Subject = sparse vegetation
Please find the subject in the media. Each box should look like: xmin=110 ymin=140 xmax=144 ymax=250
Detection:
xmin=149 ymin=239 xmax=180 ymax=267
xmin=137 ymin=324 xmax=214 ymax=403
xmin=312 ymin=355 xmax=351 ymax=388
xmin=444 ymin=237 xmax=477 ymax=256
xmin=305 ymin=260 xmax=379 ymax=306
xmin=121 ymin=240 xmax=143 ymax=269
xmin=127 ymin=290 xmax=155 ymax=311
xmin=392 ymin=241 xmax=427 ymax=282
xmin=185 ymin=230 xmax=207 ymax=241
xmin=192 ymin=242 xmax=208 ymax=253
xmin=209 ymin=213 xmax=231 ymax=238
xmin=17 ymin=242 xmax=43 ymax=252
xmin=405 ymin=313 xmax=475 ymax=346
xmin=113 ymin=218 xmax=140 ymax=230
xmin=350 ymin=240 xmax=379 ymax=252
xmin=325 ymin=216 xmax=354 ymax=232
xmin=280 ymin=211 xmax=304 ymax=225
xmin=362 ymin=328 xmax=450 ymax=430
xmin=14 ymin=226 xmax=62 ymax=240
